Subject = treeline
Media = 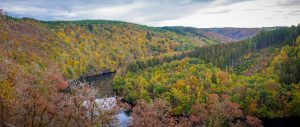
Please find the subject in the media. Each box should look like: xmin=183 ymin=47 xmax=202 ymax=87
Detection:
xmin=190 ymin=25 xmax=300 ymax=68
xmin=127 ymin=25 xmax=300 ymax=72
xmin=127 ymin=52 xmax=189 ymax=72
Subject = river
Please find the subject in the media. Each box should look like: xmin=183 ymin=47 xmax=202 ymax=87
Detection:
xmin=80 ymin=73 xmax=130 ymax=127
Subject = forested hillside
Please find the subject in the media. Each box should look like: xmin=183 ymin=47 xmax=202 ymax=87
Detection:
xmin=1 ymin=16 xmax=208 ymax=80
xmin=126 ymin=26 xmax=300 ymax=72
xmin=45 ymin=20 xmax=214 ymax=78
xmin=0 ymin=15 xmax=265 ymax=80
xmin=114 ymin=35 xmax=300 ymax=126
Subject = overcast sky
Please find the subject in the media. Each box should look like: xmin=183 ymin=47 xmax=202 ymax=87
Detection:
xmin=0 ymin=0 xmax=299 ymax=28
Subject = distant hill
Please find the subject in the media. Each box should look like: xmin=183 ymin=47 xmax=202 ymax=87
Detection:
xmin=162 ymin=26 xmax=262 ymax=43
xmin=205 ymin=28 xmax=261 ymax=41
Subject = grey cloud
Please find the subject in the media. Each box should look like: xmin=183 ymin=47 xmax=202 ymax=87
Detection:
xmin=288 ymin=10 xmax=300 ymax=16
xmin=263 ymin=0 xmax=300 ymax=8
xmin=0 ymin=0 xmax=258 ymax=21
xmin=276 ymin=0 xmax=300 ymax=7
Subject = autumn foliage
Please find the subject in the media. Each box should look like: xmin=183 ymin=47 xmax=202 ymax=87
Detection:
xmin=1 ymin=10 xmax=300 ymax=127
xmin=131 ymin=95 xmax=262 ymax=127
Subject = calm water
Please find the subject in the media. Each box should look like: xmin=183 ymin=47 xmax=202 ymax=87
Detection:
xmin=80 ymin=73 xmax=130 ymax=127
xmin=81 ymin=73 xmax=116 ymax=98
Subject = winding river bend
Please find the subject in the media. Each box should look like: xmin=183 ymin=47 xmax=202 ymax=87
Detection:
xmin=80 ymin=73 xmax=130 ymax=127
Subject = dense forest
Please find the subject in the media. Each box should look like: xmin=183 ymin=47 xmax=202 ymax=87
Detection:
xmin=126 ymin=26 xmax=300 ymax=72
xmin=1 ymin=9 xmax=300 ymax=127
xmin=114 ymin=34 xmax=300 ymax=126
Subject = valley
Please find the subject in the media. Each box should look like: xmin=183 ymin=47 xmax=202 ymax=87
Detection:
xmin=1 ymin=11 xmax=300 ymax=127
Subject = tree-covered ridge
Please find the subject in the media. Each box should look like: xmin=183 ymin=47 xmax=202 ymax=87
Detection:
xmin=189 ymin=25 xmax=300 ymax=68
xmin=1 ymin=16 xmax=211 ymax=79
xmin=126 ymin=25 xmax=300 ymax=72
xmin=113 ymin=36 xmax=300 ymax=119
xmin=1 ymin=15 xmax=269 ymax=79
xmin=48 ymin=20 xmax=206 ymax=78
